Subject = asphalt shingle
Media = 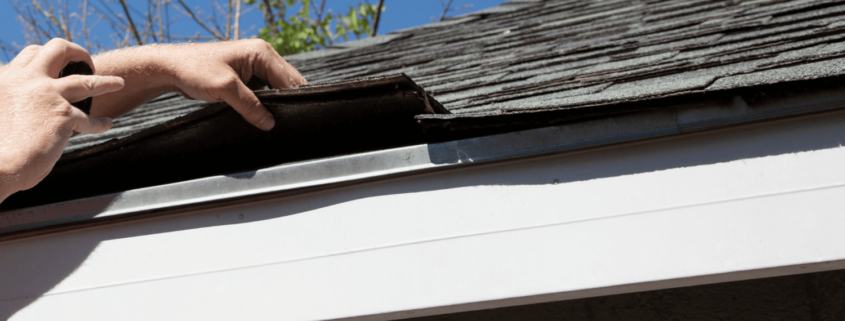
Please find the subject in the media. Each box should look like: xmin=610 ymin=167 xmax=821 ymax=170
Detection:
xmin=68 ymin=0 xmax=845 ymax=149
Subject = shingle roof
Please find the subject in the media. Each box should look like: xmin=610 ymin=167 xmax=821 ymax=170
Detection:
xmin=67 ymin=0 xmax=845 ymax=151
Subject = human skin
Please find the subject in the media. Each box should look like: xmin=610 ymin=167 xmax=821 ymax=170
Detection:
xmin=0 ymin=38 xmax=306 ymax=203
xmin=89 ymin=39 xmax=306 ymax=129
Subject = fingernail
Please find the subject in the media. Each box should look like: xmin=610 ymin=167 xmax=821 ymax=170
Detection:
xmin=288 ymin=76 xmax=299 ymax=88
xmin=259 ymin=115 xmax=275 ymax=131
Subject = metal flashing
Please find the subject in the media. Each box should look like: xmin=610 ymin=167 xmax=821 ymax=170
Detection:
xmin=2 ymin=74 xmax=448 ymax=210
xmin=4 ymin=80 xmax=845 ymax=240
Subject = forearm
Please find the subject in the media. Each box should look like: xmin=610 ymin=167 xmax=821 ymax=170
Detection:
xmin=90 ymin=45 xmax=179 ymax=119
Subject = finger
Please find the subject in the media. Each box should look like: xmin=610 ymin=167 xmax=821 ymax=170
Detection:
xmin=31 ymin=38 xmax=95 ymax=78
xmin=254 ymin=49 xmax=307 ymax=89
xmin=54 ymin=75 xmax=125 ymax=103
xmin=69 ymin=107 xmax=113 ymax=134
xmin=219 ymin=79 xmax=275 ymax=131
xmin=8 ymin=45 xmax=41 ymax=69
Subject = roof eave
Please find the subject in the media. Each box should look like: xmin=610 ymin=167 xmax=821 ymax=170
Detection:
xmin=3 ymin=78 xmax=845 ymax=241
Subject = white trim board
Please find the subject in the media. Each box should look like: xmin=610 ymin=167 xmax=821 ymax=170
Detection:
xmin=4 ymin=109 xmax=845 ymax=320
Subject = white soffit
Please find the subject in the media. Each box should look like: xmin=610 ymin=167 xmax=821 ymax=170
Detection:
xmin=3 ymin=108 xmax=845 ymax=320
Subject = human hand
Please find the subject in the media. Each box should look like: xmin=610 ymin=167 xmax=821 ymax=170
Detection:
xmin=0 ymin=39 xmax=124 ymax=201
xmin=165 ymin=39 xmax=307 ymax=130
xmin=91 ymin=39 xmax=306 ymax=131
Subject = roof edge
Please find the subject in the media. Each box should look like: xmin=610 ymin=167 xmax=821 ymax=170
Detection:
xmin=3 ymin=82 xmax=845 ymax=241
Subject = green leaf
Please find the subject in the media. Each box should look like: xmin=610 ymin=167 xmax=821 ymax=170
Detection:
xmin=246 ymin=0 xmax=381 ymax=55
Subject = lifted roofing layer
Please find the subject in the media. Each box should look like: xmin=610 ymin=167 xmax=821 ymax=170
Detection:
xmin=3 ymin=74 xmax=447 ymax=210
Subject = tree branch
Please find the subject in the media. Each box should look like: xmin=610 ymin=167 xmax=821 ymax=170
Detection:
xmin=29 ymin=0 xmax=71 ymax=40
xmin=118 ymin=0 xmax=144 ymax=45
xmin=82 ymin=0 xmax=91 ymax=50
xmin=439 ymin=0 xmax=453 ymax=22
xmin=225 ymin=0 xmax=233 ymax=40
xmin=259 ymin=0 xmax=277 ymax=35
xmin=371 ymin=0 xmax=384 ymax=37
xmin=172 ymin=0 xmax=226 ymax=40
xmin=233 ymin=0 xmax=241 ymax=40
xmin=157 ymin=0 xmax=165 ymax=42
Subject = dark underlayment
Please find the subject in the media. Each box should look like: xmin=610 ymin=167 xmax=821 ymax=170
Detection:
xmin=65 ymin=0 xmax=845 ymax=152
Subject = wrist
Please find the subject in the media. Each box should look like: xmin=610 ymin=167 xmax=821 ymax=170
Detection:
xmin=0 ymin=160 xmax=23 ymax=204
xmin=142 ymin=45 xmax=182 ymax=94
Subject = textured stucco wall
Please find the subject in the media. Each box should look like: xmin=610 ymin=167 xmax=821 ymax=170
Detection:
xmin=405 ymin=269 xmax=845 ymax=321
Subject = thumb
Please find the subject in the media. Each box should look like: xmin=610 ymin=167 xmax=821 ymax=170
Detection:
xmin=68 ymin=106 xmax=113 ymax=134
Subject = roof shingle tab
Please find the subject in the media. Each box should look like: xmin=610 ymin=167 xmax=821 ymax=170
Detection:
xmin=68 ymin=0 xmax=845 ymax=148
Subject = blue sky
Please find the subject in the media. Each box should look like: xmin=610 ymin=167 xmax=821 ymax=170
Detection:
xmin=0 ymin=0 xmax=509 ymax=62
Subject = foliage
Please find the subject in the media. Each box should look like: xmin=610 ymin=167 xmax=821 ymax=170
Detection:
xmin=245 ymin=0 xmax=381 ymax=56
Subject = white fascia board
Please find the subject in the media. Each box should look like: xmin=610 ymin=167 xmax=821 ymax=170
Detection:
xmin=4 ymin=87 xmax=845 ymax=238
xmin=4 ymin=108 xmax=845 ymax=320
